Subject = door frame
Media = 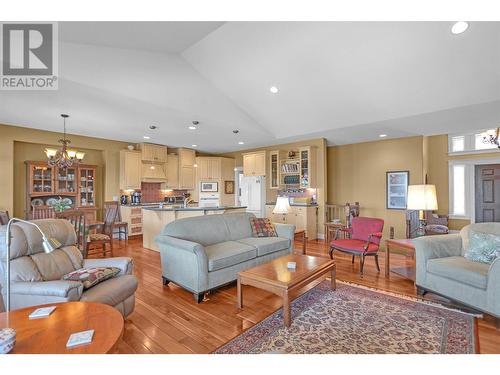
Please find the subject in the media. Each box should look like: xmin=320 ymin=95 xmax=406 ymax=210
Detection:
xmin=449 ymin=156 xmax=500 ymax=223
xmin=234 ymin=167 xmax=243 ymax=206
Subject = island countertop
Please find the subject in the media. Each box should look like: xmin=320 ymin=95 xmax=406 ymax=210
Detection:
xmin=142 ymin=205 xmax=247 ymax=212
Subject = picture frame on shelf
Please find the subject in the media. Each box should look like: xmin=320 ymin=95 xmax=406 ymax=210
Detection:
xmin=386 ymin=171 xmax=409 ymax=210
xmin=224 ymin=180 xmax=235 ymax=194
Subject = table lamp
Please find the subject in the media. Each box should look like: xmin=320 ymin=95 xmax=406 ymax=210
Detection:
xmin=273 ymin=196 xmax=291 ymax=224
xmin=407 ymin=184 xmax=438 ymax=236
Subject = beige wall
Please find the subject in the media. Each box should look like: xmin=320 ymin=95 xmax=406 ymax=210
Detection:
xmin=327 ymin=136 xmax=425 ymax=239
xmin=220 ymin=138 xmax=328 ymax=235
xmin=0 ymin=124 xmax=130 ymax=217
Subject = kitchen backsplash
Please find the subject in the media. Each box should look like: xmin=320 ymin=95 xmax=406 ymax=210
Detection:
xmin=277 ymin=187 xmax=317 ymax=202
xmin=121 ymin=183 xmax=189 ymax=203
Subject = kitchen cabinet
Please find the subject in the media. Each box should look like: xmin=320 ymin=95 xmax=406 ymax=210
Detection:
xmin=269 ymin=150 xmax=286 ymax=189
xmin=299 ymin=146 xmax=316 ymax=188
xmin=166 ymin=149 xmax=196 ymax=190
xmin=179 ymin=165 xmax=195 ymax=189
xmin=141 ymin=143 xmax=168 ymax=163
xmin=120 ymin=206 xmax=143 ymax=236
xmin=166 ymin=154 xmax=179 ymax=188
xmin=197 ymin=157 xmax=234 ymax=181
xmin=120 ymin=150 xmax=142 ymax=190
xmin=243 ymin=151 xmax=266 ymax=176
xmin=266 ymin=203 xmax=318 ymax=239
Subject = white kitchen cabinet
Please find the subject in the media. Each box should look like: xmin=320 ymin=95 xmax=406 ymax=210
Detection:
xmin=141 ymin=143 xmax=168 ymax=163
xmin=120 ymin=150 xmax=142 ymax=190
xmin=243 ymin=151 xmax=266 ymax=176
xmin=265 ymin=203 xmax=318 ymax=239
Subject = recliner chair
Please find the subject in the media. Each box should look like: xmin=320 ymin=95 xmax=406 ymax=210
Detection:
xmin=0 ymin=219 xmax=138 ymax=317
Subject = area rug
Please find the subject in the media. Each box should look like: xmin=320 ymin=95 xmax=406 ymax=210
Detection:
xmin=215 ymin=281 xmax=477 ymax=354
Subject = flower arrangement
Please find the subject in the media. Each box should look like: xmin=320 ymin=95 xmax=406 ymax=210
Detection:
xmin=52 ymin=196 xmax=72 ymax=212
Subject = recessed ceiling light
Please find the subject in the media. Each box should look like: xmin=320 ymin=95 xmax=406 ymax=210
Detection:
xmin=143 ymin=136 xmax=151 ymax=139
xmin=238 ymin=141 xmax=245 ymax=145
xmin=188 ymin=126 xmax=197 ymax=130
xmin=379 ymin=134 xmax=387 ymax=138
xmin=192 ymin=144 xmax=198 ymax=147
xmin=269 ymin=86 xmax=279 ymax=94
xmin=451 ymin=21 xmax=469 ymax=35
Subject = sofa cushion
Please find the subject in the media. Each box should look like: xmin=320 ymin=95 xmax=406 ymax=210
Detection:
xmin=427 ymin=256 xmax=489 ymax=289
xmin=205 ymin=241 xmax=257 ymax=272
xmin=80 ymin=274 xmax=138 ymax=307
xmin=224 ymin=212 xmax=255 ymax=241
xmin=162 ymin=214 xmax=230 ymax=246
xmin=30 ymin=248 xmax=78 ymax=281
xmin=460 ymin=222 xmax=500 ymax=256
xmin=250 ymin=218 xmax=277 ymax=238
xmin=237 ymin=237 xmax=290 ymax=257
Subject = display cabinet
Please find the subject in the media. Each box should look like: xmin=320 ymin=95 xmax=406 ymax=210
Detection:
xmin=56 ymin=167 xmax=77 ymax=194
xmin=78 ymin=166 xmax=96 ymax=206
xmin=28 ymin=162 xmax=54 ymax=195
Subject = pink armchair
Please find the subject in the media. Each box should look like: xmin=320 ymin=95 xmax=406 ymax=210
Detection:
xmin=329 ymin=217 xmax=384 ymax=276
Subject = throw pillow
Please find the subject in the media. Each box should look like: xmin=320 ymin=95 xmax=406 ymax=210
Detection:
xmin=464 ymin=231 xmax=500 ymax=264
xmin=250 ymin=218 xmax=277 ymax=238
xmin=62 ymin=267 xmax=121 ymax=289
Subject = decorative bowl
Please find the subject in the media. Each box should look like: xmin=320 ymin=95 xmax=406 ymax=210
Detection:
xmin=127 ymin=145 xmax=134 ymax=150
xmin=0 ymin=328 xmax=16 ymax=354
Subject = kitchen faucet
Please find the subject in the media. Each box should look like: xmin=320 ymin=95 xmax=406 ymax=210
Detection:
xmin=183 ymin=197 xmax=194 ymax=208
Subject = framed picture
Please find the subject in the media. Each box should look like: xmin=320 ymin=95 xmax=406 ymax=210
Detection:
xmin=386 ymin=171 xmax=409 ymax=210
xmin=224 ymin=180 xmax=235 ymax=194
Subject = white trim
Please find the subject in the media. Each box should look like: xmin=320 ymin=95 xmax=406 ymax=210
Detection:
xmin=448 ymin=149 xmax=500 ymax=157
xmin=448 ymin=156 xmax=500 ymax=222
xmin=448 ymin=130 xmax=499 ymax=154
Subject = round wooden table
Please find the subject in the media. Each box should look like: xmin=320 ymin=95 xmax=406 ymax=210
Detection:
xmin=0 ymin=301 xmax=124 ymax=354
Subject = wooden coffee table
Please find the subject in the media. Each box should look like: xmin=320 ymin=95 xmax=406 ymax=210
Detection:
xmin=237 ymin=254 xmax=336 ymax=327
xmin=0 ymin=301 xmax=124 ymax=354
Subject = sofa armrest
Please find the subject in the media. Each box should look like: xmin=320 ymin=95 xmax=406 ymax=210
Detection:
xmin=156 ymin=236 xmax=206 ymax=257
xmin=413 ymin=234 xmax=463 ymax=285
xmin=10 ymin=280 xmax=83 ymax=299
xmin=487 ymin=257 xmax=500 ymax=315
xmin=274 ymin=223 xmax=296 ymax=240
xmin=83 ymin=257 xmax=134 ymax=276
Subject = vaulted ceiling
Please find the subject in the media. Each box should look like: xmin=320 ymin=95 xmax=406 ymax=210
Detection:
xmin=0 ymin=21 xmax=499 ymax=152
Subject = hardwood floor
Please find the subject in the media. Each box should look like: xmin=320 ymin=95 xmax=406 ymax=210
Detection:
xmin=110 ymin=237 xmax=500 ymax=354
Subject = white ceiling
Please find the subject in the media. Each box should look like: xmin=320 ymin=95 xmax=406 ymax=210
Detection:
xmin=0 ymin=21 xmax=499 ymax=152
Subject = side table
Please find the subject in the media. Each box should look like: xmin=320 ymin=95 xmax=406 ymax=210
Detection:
xmin=385 ymin=238 xmax=416 ymax=284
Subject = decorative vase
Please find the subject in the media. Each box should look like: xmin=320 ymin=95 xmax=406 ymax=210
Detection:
xmin=0 ymin=328 xmax=16 ymax=354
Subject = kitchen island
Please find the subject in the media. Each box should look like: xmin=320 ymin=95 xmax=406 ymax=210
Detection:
xmin=142 ymin=205 xmax=247 ymax=251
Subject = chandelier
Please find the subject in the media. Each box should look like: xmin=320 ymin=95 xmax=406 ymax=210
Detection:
xmin=481 ymin=128 xmax=500 ymax=149
xmin=45 ymin=114 xmax=85 ymax=168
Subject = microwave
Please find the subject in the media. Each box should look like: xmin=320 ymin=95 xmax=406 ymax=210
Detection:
xmin=200 ymin=182 xmax=218 ymax=192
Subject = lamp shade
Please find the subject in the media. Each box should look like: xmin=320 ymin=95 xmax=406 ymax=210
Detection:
xmin=273 ymin=196 xmax=291 ymax=214
xmin=407 ymin=184 xmax=438 ymax=211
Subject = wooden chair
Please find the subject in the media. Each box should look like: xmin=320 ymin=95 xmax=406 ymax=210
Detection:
xmin=329 ymin=217 xmax=384 ymax=277
xmin=55 ymin=209 xmax=87 ymax=257
xmin=104 ymin=201 xmax=128 ymax=241
xmin=31 ymin=205 xmax=55 ymax=219
xmin=0 ymin=210 xmax=10 ymax=225
xmin=86 ymin=203 xmax=118 ymax=258
xmin=324 ymin=202 xmax=360 ymax=243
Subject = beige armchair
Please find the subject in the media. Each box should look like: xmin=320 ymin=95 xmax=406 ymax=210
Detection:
xmin=0 ymin=219 xmax=137 ymax=317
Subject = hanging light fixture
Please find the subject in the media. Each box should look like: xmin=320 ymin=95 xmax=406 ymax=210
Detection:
xmin=481 ymin=128 xmax=500 ymax=149
xmin=45 ymin=114 xmax=85 ymax=168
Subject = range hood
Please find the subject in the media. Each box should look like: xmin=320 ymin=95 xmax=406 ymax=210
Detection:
xmin=141 ymin=162 xmax=168 ymax=182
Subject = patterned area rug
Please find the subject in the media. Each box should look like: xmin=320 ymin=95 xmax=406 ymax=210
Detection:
xmin=215 ymin=281 xmax=477 ymax=354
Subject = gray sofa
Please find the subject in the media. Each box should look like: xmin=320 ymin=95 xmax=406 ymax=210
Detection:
xmin=414 ymin=222 xmax=500 ymax=321
xmin=0 ymin=219 xmax=138 ymax=317
xmin=156 ymin=212 xmax=295 ymax=302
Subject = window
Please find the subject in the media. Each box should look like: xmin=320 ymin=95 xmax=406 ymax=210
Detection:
xmin=474 ymin=132 xmax=497 ymax=150
xmin=451 ymin=164 xmax=466 ymax=216
xmin=451 ymin=136 xmax=465 ymax=152
xmin=449 ymin=129 xmax=500 ymax=154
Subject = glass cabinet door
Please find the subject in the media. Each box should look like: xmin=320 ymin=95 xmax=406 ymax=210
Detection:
xmin=31 ymin=164 xmax=54 ymax=193
xmin=79 ymin=168 xmax=95 ymax=206
xmin=300 ymin=148 xmax=310 ymax=188
xmin=56 ymin=167 xmax=77 ymax=193
xmin=270 ymin=151 xmax=279 ymax=189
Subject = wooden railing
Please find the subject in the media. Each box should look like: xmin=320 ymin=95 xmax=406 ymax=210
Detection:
xmin=325 ymin=202 xmax=360 ymax=228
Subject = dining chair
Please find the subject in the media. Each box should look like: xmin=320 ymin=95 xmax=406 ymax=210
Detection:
xmin=329 ymin=216 xmax=384 ymax=277
xmin=87 ymin=203 xmax=118 ymax=257
xmin=31 ymin=205 xmax=55 ymax=219
xmin=55 ymin=209 xmax=87 ymax=257
xmin=104 ymin=201 xmax=128 ymax=241
xmin=0 ymin=210 xmax=10 ymax=225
